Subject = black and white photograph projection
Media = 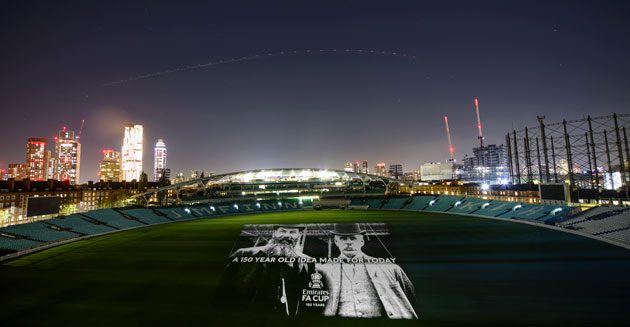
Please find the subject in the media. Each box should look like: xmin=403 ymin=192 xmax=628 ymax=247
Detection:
xmin=215 ymin=223 xmax=419 ymax=319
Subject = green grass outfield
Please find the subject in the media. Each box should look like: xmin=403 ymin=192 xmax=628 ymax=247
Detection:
xmin=1 ymin=210 xmax=630 ymax=326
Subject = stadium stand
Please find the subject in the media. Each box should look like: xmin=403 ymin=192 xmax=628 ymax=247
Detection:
xmin=448 ymin=197 xmax=487 ymax=215
xmin=405 ymin=195 xmax=435 ymax=210
xmin=559 ymin=207 xmax=630 ymax=236
xmin=0 ymin=221 xmax=78 ymax=242
xmin=81 ymin=209 xmax=145 ymax=229
xmin=381 ymin=196 xmax=412 ymax=210
xmin=155 ymin=206 xmax=200 ymax=220
xmin=365 ymin=197 xmax=385 ymax=209
xmin=598 ymin=228 xmax=630 ymax=243
xmin=0 ymin=236 xmax=42 ymax=252
xmin=475 ymin=200 xmax=515 ymax=217
xmin=48 ymin=214 xmax=116 ymax=235
xmin=349 ymin=198 xmax=365 ymax=206
xmin=120 ymin=208 xmax=173 ymax=224
xmin=425 ymin=195 xmax=465 ymax=212
xmin=1 ymin=196 xmax=621 ymax=257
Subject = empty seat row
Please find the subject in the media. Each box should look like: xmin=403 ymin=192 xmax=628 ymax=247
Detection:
xmin=48 ymin=215 xmax=116 ymax=235
xmin=82 ymin=209 xmax=145 ymax=229
xmin=0 ymin=221 xmax=77 ymax=242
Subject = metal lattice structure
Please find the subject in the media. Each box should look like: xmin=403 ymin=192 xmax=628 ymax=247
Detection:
xmin=131 ymin=168 xmax=393 ymax=204
xmin=506 ymin=113 xmax=630 ymax=192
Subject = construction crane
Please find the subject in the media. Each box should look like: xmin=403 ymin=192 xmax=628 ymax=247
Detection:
xmin=444 ymin=115 xmax=455 ymax=161
xmin=77 ymin=119 xmax=85 ymax=140
xmin=474 ymin=98 xmax=484 ymax=148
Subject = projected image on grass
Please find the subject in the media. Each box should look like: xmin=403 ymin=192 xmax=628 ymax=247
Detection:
xmin=215 ymin=223 xmax=419 ymax=319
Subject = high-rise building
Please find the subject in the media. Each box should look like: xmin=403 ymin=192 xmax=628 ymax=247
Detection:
xmin=53 ymin=128 xmax=81 ymax=185
xmin=7 ymin=163 xmax=28 ymax=180
xmin=353 ymin=161 xmax=360 ymax=173
xmin=46 ymin=150 xmax=54 ymax=180
xmin=360 ymin=160 xmax=369 ymax=174
xmin=26 ymin=137 xmax=47 ymax=181
xmin=121 ymin=124 xmax=143 ymax=181
xmin=99 ymin=149 xmax=122 ymax=182
xmin=388 ymin=164 xmax=403 ymax=180
xmin=153 ymin=139 xmax=167 ymax=182
xmin=420 ymin=162 xmax=458 ymax=181
xmin=374 ymin=162 xmax=386 ymax=177
xmin=462 ymin=144 xmax=509 ymax=184
xmin=344 ymin=161 xmax=354 ymax=172
xmin=0 ymin=168 xmax=5 ymax=181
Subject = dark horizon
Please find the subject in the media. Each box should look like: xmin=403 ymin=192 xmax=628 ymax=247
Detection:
xmin=1 ymin=1 xmax=629 ymax=182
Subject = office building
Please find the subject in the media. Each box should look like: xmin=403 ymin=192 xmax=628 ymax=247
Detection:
xmin=153 ymin=139 xmax=167 ymax=182
xmin=121 ymin=124 xmax=143 ymax=181
xmin=26 ymin=137 xmax=48 ymax=181
xmin=420 ymin=161 xmax=458 ymax=181
xmin=7 ymin=163 xmax=28 ymax=180
xmin=388 ymin=164 xmax=403 ymax=180
xmin=99 ymin=149 xmax=122 ymax=182
xmin=53 ymin=128 xmax=81 ymax=185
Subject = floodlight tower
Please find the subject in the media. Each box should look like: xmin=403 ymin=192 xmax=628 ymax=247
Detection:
xmin=474 ymin=98 xmax=484 ymax=148
xmin=444 ymin=116 xmax=455 ymax=161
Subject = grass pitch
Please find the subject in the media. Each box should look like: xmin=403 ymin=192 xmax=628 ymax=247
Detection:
xmin=1 ymin=210 xmax=630 ymax=326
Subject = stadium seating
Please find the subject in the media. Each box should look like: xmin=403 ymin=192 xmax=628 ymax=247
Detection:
xmin=560 ymin=208 xmax=630 ymax=235
xmin=0 ymin=236 xmax=42 ymax=251
xmin=365 ymin=197 xmax=385 ymax=209
xmin=0 ymin=221 xmax=78 ymax=242
xmin=120 ymin=208 xmax=173 ymax=224
xmin=48 ymin=215 xmax=116 ymax=235
xmin=447 ymin=197 xmax=487 ymax=215
xmin=0 ymin=196 xmax=621 ymax=256
xmin=405 ymin=196 xmax=435 ymax=210
xmin=349 ymin=198 xmax=365 ymax=206
xmin=424 ymin=195 xmax=465 ymax=212
xmin=381 ymin=197 xmax=412 ymax=210
xmin=155 ymin=206 xmax=200 ymax=220
xmin=599 ymin=228 xmax=630 ymax=243
xmin=475 ymin=200 xmax=515 ymax=217
xmin=81 ymin=209 xmax=145 ymax=229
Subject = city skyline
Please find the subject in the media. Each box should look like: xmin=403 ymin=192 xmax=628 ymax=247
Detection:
xmin=1 ymin=1 xmax=629 ymax=182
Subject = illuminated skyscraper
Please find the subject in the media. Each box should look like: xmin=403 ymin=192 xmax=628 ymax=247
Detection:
xmin=344 ymin=161 xmax=353 ymax=172
xmin=46 ymin=150 xmax=54 ymax=180
xmin=99 ymin=149 xmax=122 ymax=182
xmin=26 ymin=137 xmax=48 ymax=181
xmin=153 ymin=139 xmax=167 ymax=182
xmin=388 ymin=164 xmax=403 ymax=180
xmin=122 ymin=124 xmax=143 ymax=181
xmin=361 ymin=160 xmax=369 ymax=174
xmin=374 ymin=162 xmax=386 ymax=177
xmin=7 ymin=163 xmax=28 ymax=180
xmin=53 ymin=128 xmax=81 ymax=185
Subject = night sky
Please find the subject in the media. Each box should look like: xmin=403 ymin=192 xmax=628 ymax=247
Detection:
xmin=1 ymin=1 xmax=629 ymax=182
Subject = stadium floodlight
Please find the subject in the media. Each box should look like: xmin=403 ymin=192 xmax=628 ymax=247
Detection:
xmin=482 ymin=203 xmax=491 ymax=208
xmin=429 ymin=200 xmax=436 ymax=206
xmin=551 ymin=208 xmax=563 ymax=216
xmin=209 ymin=206 xmax=216 ymax=211
xmin=454 ymin=201 xmax=461 ymax=207
xmin=184 ymin=208 xmax=191 ymax=214
xmin=512 ymin=204 xmax=522 ymax=211
xmin=255 ymin=202 xmax=261 ymax=208
xmin=481 ymin=184 xmax=490 ymax=191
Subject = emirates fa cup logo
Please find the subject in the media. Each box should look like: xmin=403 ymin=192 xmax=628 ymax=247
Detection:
xmin=309 ymin=271 xmax=323 ymax=289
